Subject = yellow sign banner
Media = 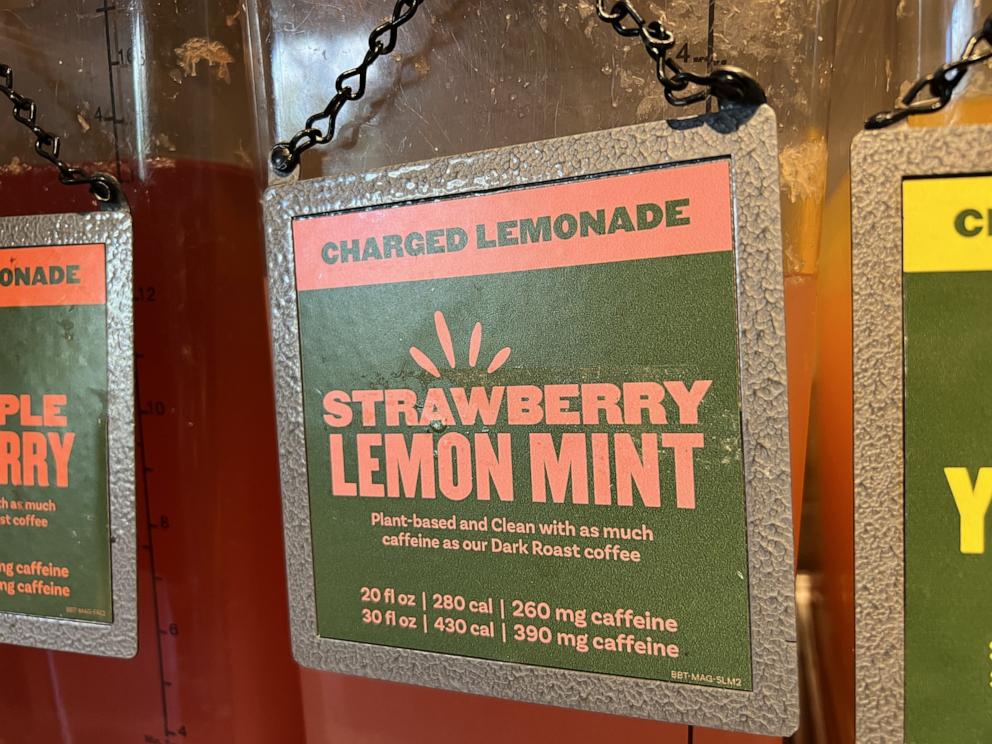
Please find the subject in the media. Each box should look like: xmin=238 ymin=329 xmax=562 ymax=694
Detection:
xmin=903 ymin=174 xmax=992 ymax=273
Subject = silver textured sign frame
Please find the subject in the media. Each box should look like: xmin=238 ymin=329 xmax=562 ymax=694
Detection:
xmin=0 ymin=208 xmax=136 ymax=658
xmin=852 ymin=123 xmax=992 ymax=742
xmin=264 ymin=105 xmax=797 ymax=735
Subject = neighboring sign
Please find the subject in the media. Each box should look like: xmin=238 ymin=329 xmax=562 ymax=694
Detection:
xmin=903 ymin=175 xmax=992 ymax=742
xmin=854 ymin=128 xmax=992 ymax=743
xmin=0 ymin=212 xmax=135 ymax=658
xmin=0 ymin=242 xmax=112 ymax=621
xmin=265 ymin=107 xmax=797 ymax=734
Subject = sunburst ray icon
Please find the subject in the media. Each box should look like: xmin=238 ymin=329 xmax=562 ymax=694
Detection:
xmin=410 ymin=311 xmax=511 ymax=378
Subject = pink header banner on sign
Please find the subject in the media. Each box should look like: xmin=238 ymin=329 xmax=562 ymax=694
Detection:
xmin=292 ymin=158 xmax=733 ymax=291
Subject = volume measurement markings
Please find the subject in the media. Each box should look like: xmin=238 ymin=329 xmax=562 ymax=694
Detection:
xmin=95 ymin=2 xmax=128 ymax=178
xmin=135 ymin=350 xmax=185 ymax=743
xmin=705 ymin=0 xmax=719 ymax=113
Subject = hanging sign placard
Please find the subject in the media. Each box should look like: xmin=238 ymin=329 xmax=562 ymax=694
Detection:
xmin=0 ymin=209 xmax=136 ymax=658
xmin=264 ymin=105 xmax=797 ymax=734
xmin=854 ymin=127 xmax=992 ymax=742
xmin=854 ymin=18 xmax=992 ymax=741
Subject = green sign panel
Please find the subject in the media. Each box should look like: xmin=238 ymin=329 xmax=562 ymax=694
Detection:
xmin=292 ymin=159 xmax=754 ymax=689
xmin=0 ymin=243 xmax=112 ymax=623
xmin=903 ymin=175 xmax=992 ymax=742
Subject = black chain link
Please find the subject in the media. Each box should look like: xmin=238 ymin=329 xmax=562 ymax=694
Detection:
xmin=271 ymin=0 xmax=767 ymax=175
xmin=595 ymin=1 xmax=765 ymax=108
xmin=270 ymin=0 xmax=425 ymax=175
xmin=1 ymin=63 xmax=120 ymax=203
xmin=867 ymin=13 xmax=992 ymax=129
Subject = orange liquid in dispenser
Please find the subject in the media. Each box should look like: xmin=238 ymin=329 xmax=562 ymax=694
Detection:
xmin=810 ymin=96 xmax=992 ymax=743
xmin=0 ymin=162 xmax=304 ymax=743
xmin=299 ymin=670 xmax=780 ymax=743
xmin=301 ymin=670 xmax=691 ymax=742
xmin=779 ymin=131 xmax=828 ymax=551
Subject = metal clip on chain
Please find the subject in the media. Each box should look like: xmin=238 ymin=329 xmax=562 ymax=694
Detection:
xmin=867 ymin=13 xmax=992 ymax=129
xmin=270 ymin=0 xmax=425 ymax=175
xmin=270 ymin=0 xmax=767 ymax=176
xmin=595 ymin=1 xmax=765 ymax=108
xmin=1 ymin=63 xmax=121 ymax=204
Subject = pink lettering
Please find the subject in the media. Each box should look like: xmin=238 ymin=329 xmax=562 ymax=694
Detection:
xmin=384 ymin=389 xmax=419 ymax=427
xmin=475 ymin=433 xmax=514 ymax=502
xmin=323 ymin=390 xmax=353 ymax=427
xmin=545 ymin=384 xmax=580 ymax=425
xmin=507 ymin=385 xmax=543 ymax=425
xmin=616 ymin=433 xmax=660 ymax=508
xmin=356 ymin=433 xmax=384 ymax=497
xmin=662 ymin=432 xmax=704 ymax=508
xmin=450 ymin=386 xmax=505 ymax=426
xmin=622 ymin=382 xmax=666 ymax=424
xmin=419 ymin=388 xmax=456 ymax=426
xmin=352 ymin=390 xmax=384 ymax=426
xmin=529 ymin=433 xmax=588 ymax=504
xmin=384 ymin=432 xmax=436 ymax=499
xmin=581 ymin=383 xmax=623 ymax=425
xmin=329 ymin=433 xmax=357 ymax=496
xmin=437 ymin=433 xmax=473 ymax=501
xmin=664 ymin=381 xmax=712 ymax=425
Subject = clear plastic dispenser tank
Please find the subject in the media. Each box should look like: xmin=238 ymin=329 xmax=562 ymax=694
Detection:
xmin=0 ymin=3 xmax=305 ymax=742
xmin=245 ymin=1 xmax=836 ymax=742
xmin=809 ymin=0 xmax=992 ymax=741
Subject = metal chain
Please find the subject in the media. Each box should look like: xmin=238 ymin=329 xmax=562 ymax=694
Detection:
xmin=271 ymin=0 xmax=767 ymax=175
xmin=270 ymin=0 xmax=425 ymax=175
xmin=867 ymin=13 xmax=992 ymax=129
xmin=595 ymin=1 xmax=765 ymax=108
xmin=1 ymin=63 xmax=120 ymax=203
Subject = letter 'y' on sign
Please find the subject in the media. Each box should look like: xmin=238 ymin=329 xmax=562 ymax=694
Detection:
xmin=945 ymin=467 xmax=992 ymax=554
xmin=263 ymin=107 xmax=798 ymax=735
